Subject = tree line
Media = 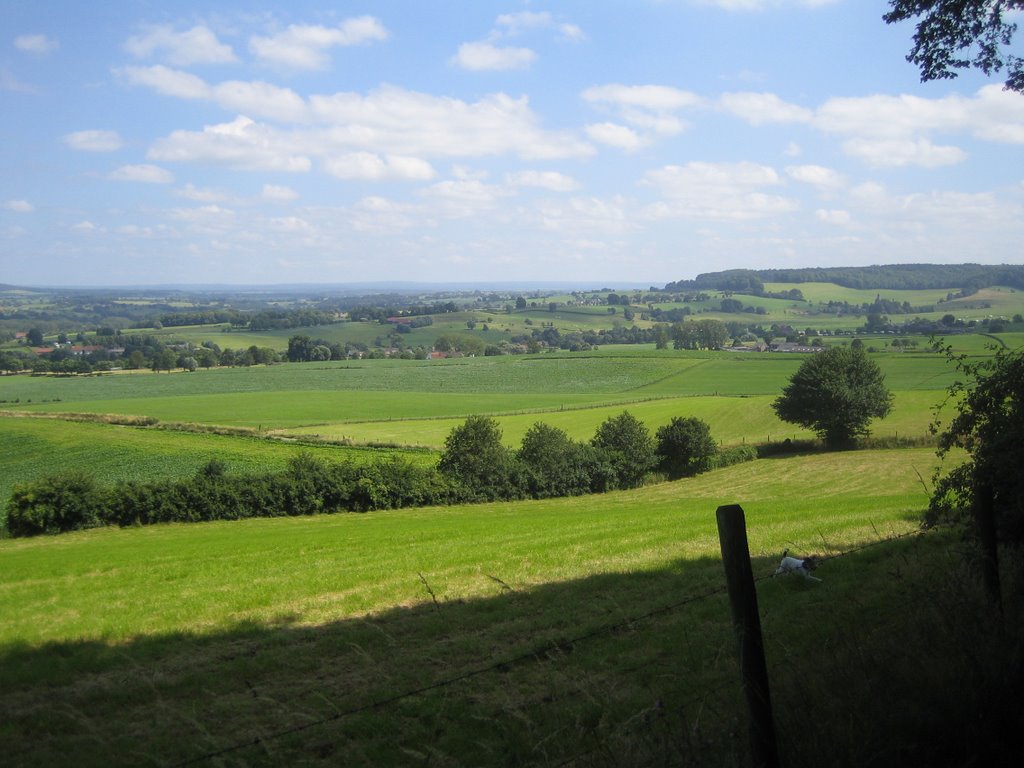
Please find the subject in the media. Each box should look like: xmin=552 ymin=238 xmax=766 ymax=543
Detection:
xmin=5 ymin=412 xmax=755 ymax=537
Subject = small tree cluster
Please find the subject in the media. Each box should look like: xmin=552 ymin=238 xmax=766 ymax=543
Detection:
xmin=438 ymin=411 xmax=719 ymax=501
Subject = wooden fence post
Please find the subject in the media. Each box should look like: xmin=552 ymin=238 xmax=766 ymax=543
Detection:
xmin=974 ymin=482 xmax=1002 ymax=612
xmin=716 ymin=503 xmax=780 ymax=768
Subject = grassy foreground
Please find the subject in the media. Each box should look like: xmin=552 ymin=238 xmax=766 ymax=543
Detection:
xmin=8 ymin=447 xmax=1018 ymax=767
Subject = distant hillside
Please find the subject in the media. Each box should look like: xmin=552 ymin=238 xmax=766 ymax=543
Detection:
xmin=665 ymin=264 xmax=1024 ymax=295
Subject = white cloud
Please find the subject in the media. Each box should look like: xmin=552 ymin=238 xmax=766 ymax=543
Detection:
xmin=175 ymin=184 xmax=230 ymax=202
xmin=262 ymin=184 xmax=298 ymax=201
xmin=63 ymin=130 xmax=124 ymax=152
xmin=124 ymin=25 xmax=236 ymax=66
xmin=585 ymin=122 xmax=646 ymax=152
xmin=694 ymin=1 xmax=839 ymax=9
xmin=583 ymin=84 xmax=700 ymax=145
xmin=249 ymin=17 xmax=388 ymax=70
xmin=148 ymin=116 xmax=312 ymax=172
xmin=643 ymin=161 xmax=798 ymax=220
xmin=108 ymin=164 xmax=174 ymax=183
xmin=506 ymin=170 xmax=580 ymax=192
xmin=495 ymin=11 xmax=554 ymax=35
xmin=842 ymin=138 xmax=967 ymax=168
xmin=117 ymin=65 xmax=210 ymax=100
xmin=14 ymin=34 xmax=58 ymax=55
xmin=324 ymin=152 xmax=435 ymax=181
xmin=118 ymin=66 xmax=308 ymax=122
xmin=719 ymin=92 xmax=813 ymax=125
xmin=4 ymin=199 xmax=34 ymax=212
xmin=583 ymin=84 xmax=702 ymax=112
xmin=308 ymin=86 xmax=593 ymax=160
xmin=453 ymin=42 xmax=536 ymax=71
xmin=72 ymin=220 xmax=102 ymax=233
xmin=786 ymin=164 xmax=845 ymax=189
xmin=420 ymin=178 xmax=511 ymax=217
xmin=815 ymin=209 xmax=851 ymax=226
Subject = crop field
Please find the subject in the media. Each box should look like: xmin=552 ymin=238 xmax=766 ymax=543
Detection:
xmin=0 ymin=346 xmax=969 ymax=516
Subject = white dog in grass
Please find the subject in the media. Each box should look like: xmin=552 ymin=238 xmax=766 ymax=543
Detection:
xmin=774 ymin=549 xmax=822 ymax=582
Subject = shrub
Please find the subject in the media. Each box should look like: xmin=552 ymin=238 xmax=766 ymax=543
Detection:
xmin=6 ymin=472 xmax=109 ymax=536
xmin=655 ymin=416 xmax=717 ymax=479
xmin=712 ymin=445 xmax=759 ymax=469
xmin=590 ymin=411 xmax=656 ymax=490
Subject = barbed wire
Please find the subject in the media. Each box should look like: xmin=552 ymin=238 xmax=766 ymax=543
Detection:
xmin=171 ymin=527 xmax=922 ymax=766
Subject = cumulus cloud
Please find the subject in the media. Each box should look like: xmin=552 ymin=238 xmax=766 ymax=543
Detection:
xmin=506 ymin=170 xmax=580 ymax=191
xmin=841 ymin=138 xmax=967 ymax=168
xmin=249 ymin=17 xmax=388 ymax=70
xmin=642 ymin=161 xmax=798 ymax=220
xmin=815 ymin=208 xmax=851 ymax=226
xmin=117 ymin=66 xmax=308 ymax=122
xmin=452 ymin=42 xmax=536 ymax=71
xmin=175 ymin=184 xmax=230 ymax=202
xmin=108 ymin=164 xmax=174 ymax=183
xmin=583 ymin=84 xmax=700 ymax=147
xmin=786 ymin=164 xmax=845 ymax=189
xmin=124 ymin=25 xmax=236 ymax=66
xmin=64 ymin=130 xmax=124 ymax=152
xmin=148 ymin=116 xmax=312 ymax=172
xmin=585 ymin=122 xmax=646 ymax=152
xmin=719 ymin=91 xmax=813 ymax=125
xmin=124 ymin=73 xmax=591 ymax=163
xmin=324 ymin=152 xmax=436 ymax=181
xmin=4 ymin=199 xmax=34 ymax=212
xmin=694 ymin=1 xmax=839 ymax=10
xmin=262 ymin=184 xmax=298 ymax=201
xmin=14 ymin=34 xmax=58 ymax=55
xmin=307 ymin=86 xmax=592 ymax=160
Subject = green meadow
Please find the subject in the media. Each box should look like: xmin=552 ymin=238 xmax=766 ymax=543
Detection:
xmin=2 ymin=446 xmax=1010 ymax=767
xmin=2 ymin=284 xmax=1020 ymax=765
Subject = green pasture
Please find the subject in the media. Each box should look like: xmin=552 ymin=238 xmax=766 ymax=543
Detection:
xmin=3 ymin=448 xmax=972 ymax=766
xmin=282 ymin=389 xmax=944 ymax=449
xmin=764 ymin=281 xmax=956 ymax=306
xmin=0 ymin=447 xmax=932 ymax=648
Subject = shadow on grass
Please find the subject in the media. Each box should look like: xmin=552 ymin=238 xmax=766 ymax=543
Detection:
xmin=2 ymin=533 xmax=1019 ymax=768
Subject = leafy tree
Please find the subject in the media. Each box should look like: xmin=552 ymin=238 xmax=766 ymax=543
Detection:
xmin=772 ymin=347 xmax=893 ymax=449
xmin=885 ymin=1 xmax=1023 ymax=91
xmin=515 ymin=295 xmax=527 ymax=310
xmin=26 ymin=327 xmax=44 ymax=346
xmin=517 ymin=422 xmax=595 ymax=498
xmin=287 ymin=334 xmax=313 ymax=362
xmin=928 ymin=345 xmax=1024 ymax=548
xmin=438 ymin=416 xmax=524 ymax=500
xmin=656 ymin=417 xmax=718 ymax=479
xmin=590 ymin=411 xmax=656 ymax=489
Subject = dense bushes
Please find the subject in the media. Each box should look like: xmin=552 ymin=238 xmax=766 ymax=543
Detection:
xmin=6 ymin=412 xmax=748 ymax=537
xmin=7 ymin=455 xmax=462 ymax=537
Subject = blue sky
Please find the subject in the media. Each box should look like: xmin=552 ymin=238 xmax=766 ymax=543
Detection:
xmin=2 ymin=1 xmax=1022 ymax=287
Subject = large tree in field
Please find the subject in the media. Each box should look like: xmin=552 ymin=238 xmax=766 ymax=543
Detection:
xmin=885 ymin=1 xmax=1024 ymax=91
xmin=773 ymin=347 xmax=893 ymax=449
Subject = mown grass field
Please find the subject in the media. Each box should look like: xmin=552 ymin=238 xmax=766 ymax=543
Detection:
xmin=3 ymin=447 xmax=969 ymax=767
